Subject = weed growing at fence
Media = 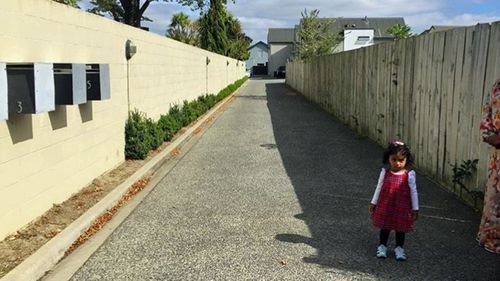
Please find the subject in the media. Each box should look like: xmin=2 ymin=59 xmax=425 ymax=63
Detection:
xmin=125 ymin=76 xmax=248 ymax=160
xmin=452 ymin=159 xmax=484 ymax=209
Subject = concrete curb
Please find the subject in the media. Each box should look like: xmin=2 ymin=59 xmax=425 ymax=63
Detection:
xmin=0 ymin=80 xmax=248 ymax=281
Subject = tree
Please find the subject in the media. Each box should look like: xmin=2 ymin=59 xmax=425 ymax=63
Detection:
xmin=295 ymin=9 xmax=338 ymax=61
xmin=198 ymin=0 xmax=228 ymax=55
xmin=87 ymin=0 xmax=235 ymax=28
xmin=386 ymin=24 xmax=413 ymax=39
xmin=53 ymin=0 xmax=80 ymax=7
xmin=166 ymin=12 xmax=199 ymax=46
xmin=88 ymin=0 xmax=153 ymax=27
xmin=174 ymin=0 xmax=235 ymax=13
xmin=224 ymin=11 xmax=250 ymax=60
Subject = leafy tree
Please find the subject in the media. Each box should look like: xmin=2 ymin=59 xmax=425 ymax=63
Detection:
xmin=295 ymin=9 xmax=338 ymax=61
xmin=198 ymin=0 xmax=228 ymax=55
xmin=166 ymin=12 xmax=199 ymax=46
xmin=224 ymin=11 xmax=250 ymax=60
xmin=88 ymin=0 xmax=153 ymax=27
xmin=87 ymin=0 xmax=235 ymax=28
xmin=53 ymin=0 xmax=80 ymax=7
xmin=174 ymin=0 xmax=235 ymax=13
xmin=386 ymin=24 xmax=413 ymax=39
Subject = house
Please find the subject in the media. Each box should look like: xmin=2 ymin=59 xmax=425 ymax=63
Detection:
xmin=421 ymin=25 xmax=464 ymax=34
xmin=246 ymin=41 xmax=268 ymax=75
xmin=329 ymin=17 xmax=406 ymax=51
xmin=267 ymin=28 xmax=295 ymax=76
xmin=267 ymin=17 xmax=405 ymax=75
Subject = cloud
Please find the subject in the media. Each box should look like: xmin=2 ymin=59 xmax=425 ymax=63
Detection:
xmin=237 ymin=17 xmax=290 ymax=43
xmin=76 ymin=0 xmax=500 ymax=43
xmin=228 ymin=0 xmax=445 ymax=20
xmin=226 ymin=0 xmax=447 ymax=42
xmin=406 ymin=12 xmax=500 ymax=32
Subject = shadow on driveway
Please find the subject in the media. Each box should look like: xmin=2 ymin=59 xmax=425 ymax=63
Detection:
xmin=265 ymin=81 xmax=499 ymax=280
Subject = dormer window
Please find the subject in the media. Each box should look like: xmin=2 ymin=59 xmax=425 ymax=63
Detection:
xmin=355 ymin=36 xmax=370 ymax=45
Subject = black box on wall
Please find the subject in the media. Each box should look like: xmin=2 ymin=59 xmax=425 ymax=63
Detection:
xmin=86 ymin=64 xmax=110 ymax=101
xmin=54 ymin=64 xmax=87 ymax=105
xmin=7 ymin=63 xmax=55 ymax=114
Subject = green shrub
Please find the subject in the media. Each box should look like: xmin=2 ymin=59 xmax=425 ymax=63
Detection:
xmin=158 ymin=114 xmax=180 ymax=141
xmin=168 ymin=105 xmax=182 ymax=123
xmin=125 ymin=110 xmax=152 ymax=160
xmin=206 ymin=94 xmax=217 ymax=108
xmin=124 ymin=76 xmax=248 ymax=160
xmin=180 ymin=100 xmax=194 ymax=126
xmin=146 ymin=117 xmax=164 ymax=150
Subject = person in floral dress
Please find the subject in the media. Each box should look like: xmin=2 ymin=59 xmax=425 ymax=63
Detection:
xmin=478 ymin=78 xmax=500 ymax=254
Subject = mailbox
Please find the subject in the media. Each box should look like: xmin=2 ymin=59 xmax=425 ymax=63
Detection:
xmin=86 ymin=64 xmax=110 ymax=101
xmin=54 ymin=63 xmax=87 ymax=105
xmin=0 ymin=63 xmax=7 ymax=120
xmin=7 ymin=63 xmax=55 ymax=114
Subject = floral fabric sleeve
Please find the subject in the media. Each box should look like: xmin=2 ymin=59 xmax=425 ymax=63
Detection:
xmin=481 ymin=79 xmax=500 ymax=140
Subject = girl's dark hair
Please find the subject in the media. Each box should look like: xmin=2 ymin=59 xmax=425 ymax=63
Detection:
xmin=382 ymin=141 xmax=414 ymax=166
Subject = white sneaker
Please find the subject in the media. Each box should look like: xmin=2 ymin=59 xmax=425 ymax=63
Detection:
xmin=376 ymin=244 xmax=387 ymax=258
xmin=395 ymin=246 xmax=407 ymax=261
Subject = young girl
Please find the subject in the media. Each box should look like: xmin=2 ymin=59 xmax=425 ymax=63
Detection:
xmin=369 ymin=141 xmax=419 ymax=261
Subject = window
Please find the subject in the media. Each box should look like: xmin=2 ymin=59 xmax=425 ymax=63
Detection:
xmin=355 ymin=36 xmax=371 ymax=45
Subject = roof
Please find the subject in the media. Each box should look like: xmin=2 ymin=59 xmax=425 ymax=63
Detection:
xmin=317 ymin=17 xmax=406 ymax=38
xmin=421 ymin=25 xmax=464 ymax=34
xmin=267 ymin=28 xmax=295 ymax=43
xmin=248 ymin=41 xmax=268 ymax=50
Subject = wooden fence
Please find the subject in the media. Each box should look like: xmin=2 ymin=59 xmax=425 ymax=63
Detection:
xmin=286 ymin=21 xmax=500 ymax=208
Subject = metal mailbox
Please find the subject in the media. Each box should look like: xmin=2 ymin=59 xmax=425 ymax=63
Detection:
xmin=7 ymin=63 xmax=55 ymax=114
xmin=0 ymin=63 xmax=7 ymax=121
xmin=86 ymin=64 xmax=110 ymax=101
xmin=54 ymin=63 xmax=87 ymax=105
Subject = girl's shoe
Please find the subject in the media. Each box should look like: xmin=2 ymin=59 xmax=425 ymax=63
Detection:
xmin=376 ymin=244 xmax=387 ymax=258
xmin=394 ymin=246 xmax=407 ymax=261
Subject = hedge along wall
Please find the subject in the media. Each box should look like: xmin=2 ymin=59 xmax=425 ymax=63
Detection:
xmin=287 ymin=21 xmax=500 ymax=208
xmin=0 ymin=0 xmax=245 ymax=239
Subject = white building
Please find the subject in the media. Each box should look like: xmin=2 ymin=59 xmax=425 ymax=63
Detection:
xmin=340 ymin=28 xmax=375 ymax=52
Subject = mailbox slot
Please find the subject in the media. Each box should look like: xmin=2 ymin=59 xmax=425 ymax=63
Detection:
xmin=0 ymin=63 xmax=7 ymax=120
xmin=86 ymin=64 xmax=110 ymax=101
xmin=7 ymin=63 xmax=55 ymax=114
xmin=54 ymin=63 xmax=86 ymax=105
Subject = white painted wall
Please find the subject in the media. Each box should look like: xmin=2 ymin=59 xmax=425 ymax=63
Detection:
xmin=0 ymin=0 xmax=245 ymax=239
xmin=268 ymin=44 xmax=293 ymax=76
xmin=343 ymin=29 xmax=374 ymax=51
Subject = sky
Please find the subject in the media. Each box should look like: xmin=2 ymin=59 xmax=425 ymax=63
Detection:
xmin=78 ymin=0 xmax=500 ymax=43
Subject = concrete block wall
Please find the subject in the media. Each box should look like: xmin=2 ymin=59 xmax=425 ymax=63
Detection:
xmin=0 ymin=0 xmax=245 ymax=239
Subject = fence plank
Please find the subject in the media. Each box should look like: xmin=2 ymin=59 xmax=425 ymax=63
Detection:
xmin=424 ymin=33 xmax=435 ymax=175
xmin=405 ymin=38 xmax=416 ymax=151
xmin=469 ymin=24 xmax=491 ymax=192
xmin=432 ymin=32 xmax=446 ymax=178
xmin=440 ymin=29 xmax=458 ymax=183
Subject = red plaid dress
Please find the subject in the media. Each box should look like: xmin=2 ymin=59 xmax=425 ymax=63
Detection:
xmin=372 ymin=169 xmax=415 ymax=232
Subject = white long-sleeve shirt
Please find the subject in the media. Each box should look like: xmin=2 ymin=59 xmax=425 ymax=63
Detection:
xmin=370 ymin=168 xmax=419 ymax=211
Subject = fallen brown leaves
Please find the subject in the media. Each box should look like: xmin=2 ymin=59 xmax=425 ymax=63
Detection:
xmin=170 ymin=148 xmax=181 ymax=157
xmin=65 ymin=176 xmax=151 ymax=256
xmin=193 ymin=127 xmax=203 ymax=135
xmin=0 ymin=83 xmax=244 ymax=278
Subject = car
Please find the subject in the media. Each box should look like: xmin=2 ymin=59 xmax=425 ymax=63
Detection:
xmin=245 ymin=69 xmax=252 ymax=77
xmin=275 ymin=66 xmax=286 ymax=78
